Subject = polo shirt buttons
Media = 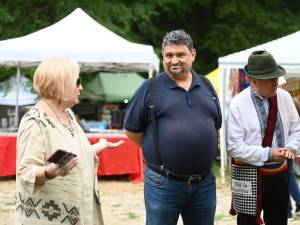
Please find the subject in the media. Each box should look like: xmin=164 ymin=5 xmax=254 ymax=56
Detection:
xmin=186 ymin=93 xmax=193 ymax=106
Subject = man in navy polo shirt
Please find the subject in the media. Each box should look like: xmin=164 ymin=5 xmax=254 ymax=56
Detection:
xmin=124 ymin=29 xmax=221 ymax=225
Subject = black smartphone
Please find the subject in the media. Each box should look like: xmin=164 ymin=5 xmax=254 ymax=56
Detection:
xmin=47 ymin=149 xmax=77 ymax=166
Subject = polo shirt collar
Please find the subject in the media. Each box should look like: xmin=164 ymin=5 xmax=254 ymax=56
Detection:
xmin=163 ymin=70 xmax=201 ymax=89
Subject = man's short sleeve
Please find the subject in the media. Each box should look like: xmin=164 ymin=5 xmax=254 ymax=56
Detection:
xmin=124 ymin=80 xmax=151 ymax=132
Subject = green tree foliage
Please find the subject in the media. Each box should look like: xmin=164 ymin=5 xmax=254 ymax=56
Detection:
xmin=0 ymin=0 xmax=300 ymax=82
xmin=202 ymin=0 xmax=300 ymax=70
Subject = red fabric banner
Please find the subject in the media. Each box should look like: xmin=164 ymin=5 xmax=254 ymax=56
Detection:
xmin=0 ymin=135 xmax=17 ymax=176
xmin=0 ymin=135 xmax=144 ymax=182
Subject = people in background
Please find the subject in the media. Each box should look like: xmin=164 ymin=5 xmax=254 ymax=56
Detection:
xmin=15 ymin=58 xmax=124 ymax=225
xmin=124 ymin=29 xmax=221 ymax=225
xmin=227 ymin=50 xmax=300 ymax=225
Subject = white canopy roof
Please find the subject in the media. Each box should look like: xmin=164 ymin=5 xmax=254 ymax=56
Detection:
xmin=0 ymin=8 xmax=159 ymax=73
xmin=219 ymin=31 xmax=300 ymax=74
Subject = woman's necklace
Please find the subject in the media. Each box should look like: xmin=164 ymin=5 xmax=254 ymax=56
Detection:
xmin=43 ymin=99 xmax=75 ymax=137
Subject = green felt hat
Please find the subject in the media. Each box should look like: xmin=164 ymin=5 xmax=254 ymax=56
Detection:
xmin=244 ymin=50 xmax=285 ymax=80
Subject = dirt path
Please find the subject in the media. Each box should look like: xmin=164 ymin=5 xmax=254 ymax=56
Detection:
xmin=0 ymin=176 xmax=299 ymax=225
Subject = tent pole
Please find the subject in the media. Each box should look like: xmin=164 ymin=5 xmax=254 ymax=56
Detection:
xmin=219 ymin=67 xmax=228 ymax=184
xmin=14 ymin=63 xmax=21 ymax=127
xmin=148 ymin=64 xmax=153 ymax=78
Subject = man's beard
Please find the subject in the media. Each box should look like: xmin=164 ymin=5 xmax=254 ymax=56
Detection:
xmin=169 ymin=66 xmax=191 ymax=79
xmin=169 ymin=66 xmax=184 ymax=77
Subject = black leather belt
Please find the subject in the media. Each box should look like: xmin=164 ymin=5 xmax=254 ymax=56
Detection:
xmin=145 ymin=162 xmax=210 ymax=185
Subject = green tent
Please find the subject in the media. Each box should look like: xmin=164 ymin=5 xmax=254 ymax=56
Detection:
xmin=82 ymin=72 xmax=145 ymax=103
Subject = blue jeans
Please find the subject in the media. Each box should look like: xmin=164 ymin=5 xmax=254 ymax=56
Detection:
xmin=144 ymin=167 xmax=216 ymax=225
xmin=288 ymin=159 xmax=300 ymax=214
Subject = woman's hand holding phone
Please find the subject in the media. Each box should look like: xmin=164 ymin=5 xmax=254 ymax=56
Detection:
xmin=45 ymin=149 xmax=79 ymax=178
xmin=47 ymin=149 xmax=77 ymax=166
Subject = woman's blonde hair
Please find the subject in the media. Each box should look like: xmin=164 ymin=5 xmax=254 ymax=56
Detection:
xmin=33 ymin=58 xmax=80 ymax=101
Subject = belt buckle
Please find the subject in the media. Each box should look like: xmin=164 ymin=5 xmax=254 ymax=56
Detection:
xmin=187 ymin=175 xmax=202 ymax=185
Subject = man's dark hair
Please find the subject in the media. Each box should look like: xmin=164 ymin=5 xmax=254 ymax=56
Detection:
xmin=162 ymin=29 xmax=193 ymax=52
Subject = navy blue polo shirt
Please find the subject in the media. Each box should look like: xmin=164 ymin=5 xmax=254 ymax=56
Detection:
xmin=124 ymin=71 xmax=221 ymax=175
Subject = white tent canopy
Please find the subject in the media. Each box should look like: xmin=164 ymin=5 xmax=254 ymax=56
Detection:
xmin=217 ymin=31 xmax=300 ymax=182
xmin=0 ymin=8 xmax=159 ymax=73
xmin=219 ymin=31 xmax=300 ymax=73
xmin=0 ymin=8 xmax=159 ymax=126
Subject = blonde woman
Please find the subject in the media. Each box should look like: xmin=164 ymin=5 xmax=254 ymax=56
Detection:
xmin=15 ymin=58 xmax=123 ymax=225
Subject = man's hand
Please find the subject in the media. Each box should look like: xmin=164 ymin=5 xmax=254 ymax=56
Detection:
xmin=279 ymin=148 xmax=295 ymax=159
xmin=272 ymin=147 xmax=294 ymax=161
